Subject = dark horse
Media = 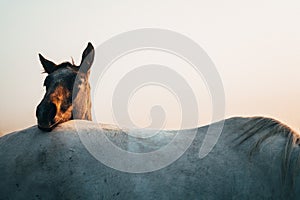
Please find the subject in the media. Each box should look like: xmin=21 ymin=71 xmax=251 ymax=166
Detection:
xmin=36 ymin=43 xmax=95 ymax=131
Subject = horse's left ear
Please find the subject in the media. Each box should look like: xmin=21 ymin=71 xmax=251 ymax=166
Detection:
xmin=79 ymin=42 xmax=95 ymax=73
xmin=39 ymin=54 xmax=57 ymax=74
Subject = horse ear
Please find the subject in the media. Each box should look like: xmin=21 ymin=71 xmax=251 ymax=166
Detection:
xmin=79 ymin=42 xmax=95 ymax=73
xmin=39 ymin=54 xmax=56 ymax=74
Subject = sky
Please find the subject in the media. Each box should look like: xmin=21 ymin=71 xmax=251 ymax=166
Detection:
xmin=0 ymin=0 xmax=299 ymax=135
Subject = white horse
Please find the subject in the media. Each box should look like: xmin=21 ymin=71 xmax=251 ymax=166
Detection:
xmin=0 ymin=116 xmax=299 ymax=199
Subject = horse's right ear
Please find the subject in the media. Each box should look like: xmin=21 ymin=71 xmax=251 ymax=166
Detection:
xmin=39 ymin=54 xmax=56 ymax=74
xmin=79 ymin=42 xmax=95 ymax=73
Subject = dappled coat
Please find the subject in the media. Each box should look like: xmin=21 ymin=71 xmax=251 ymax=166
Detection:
xmin=0 ymin=117 xmax=300 ymax=199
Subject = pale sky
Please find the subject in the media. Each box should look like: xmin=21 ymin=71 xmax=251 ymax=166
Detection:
xmin=0 ymin=0 xmax=299 ymax=135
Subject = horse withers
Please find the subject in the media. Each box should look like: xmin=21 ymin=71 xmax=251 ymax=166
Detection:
xmin=36 ymin=43 xmax=94 ymax=131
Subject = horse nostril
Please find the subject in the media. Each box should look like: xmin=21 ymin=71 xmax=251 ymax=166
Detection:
xmin=36 ymin=102 xmax=57 ymax=123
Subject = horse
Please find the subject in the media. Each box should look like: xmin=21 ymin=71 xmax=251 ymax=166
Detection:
xmin=3 ymin=43 xmax=299 ymax=199
xmin=0 ymin=116 xmax=300 ymax=199
xmin=36 ymin=43 xmax=94 ymax=131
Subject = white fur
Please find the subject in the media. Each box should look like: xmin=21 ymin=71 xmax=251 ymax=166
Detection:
xmin=0 ymin=117 xmax=299 ymax=199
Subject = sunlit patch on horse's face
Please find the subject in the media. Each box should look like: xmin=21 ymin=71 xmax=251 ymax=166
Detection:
xmin=36 ymin=42 xmax=94 ymax=131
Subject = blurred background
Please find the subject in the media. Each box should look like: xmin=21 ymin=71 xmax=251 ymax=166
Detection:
xmin=0 ymin=0 xmax=299 ymax=135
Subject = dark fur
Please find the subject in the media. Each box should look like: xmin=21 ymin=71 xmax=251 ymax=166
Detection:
xmin=36 ymin=43 xmax=94 ymax=131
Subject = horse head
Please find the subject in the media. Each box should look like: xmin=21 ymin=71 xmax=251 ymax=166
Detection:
xmin=36 ymin=43 xmax=94 ymax=131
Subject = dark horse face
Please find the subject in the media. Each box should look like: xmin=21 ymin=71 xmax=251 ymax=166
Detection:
xmin=36 ymin=43 xmax=94 ymax=131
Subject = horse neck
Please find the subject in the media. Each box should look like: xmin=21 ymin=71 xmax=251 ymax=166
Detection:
xmin=72 ymin=81 xmax=92 ymax=120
